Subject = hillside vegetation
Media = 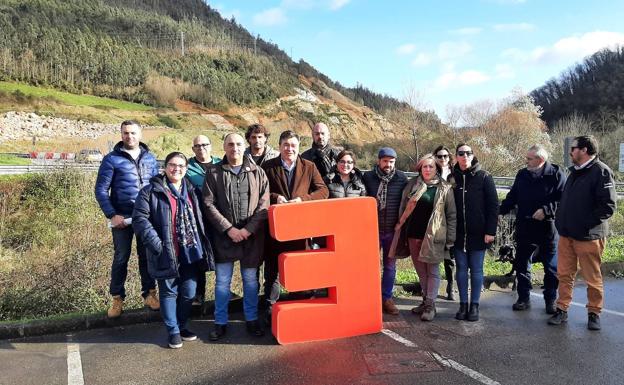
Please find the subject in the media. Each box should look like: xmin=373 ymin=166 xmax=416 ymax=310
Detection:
xmin=0 ymin=0 xmax=407 ymax=114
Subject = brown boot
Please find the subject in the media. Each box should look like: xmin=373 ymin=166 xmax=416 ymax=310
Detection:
xmin=144 ymin=289 xmax=160 ymax=311
xmin=411 ymin=296 xmax=426 ymax=315
xmin=420 ymin=298 xmax=436 ymax=322
xmin=383 ymin=298 xmax=400 ymax=315
xmin=107 ymin=295 xmax=124 ymax=318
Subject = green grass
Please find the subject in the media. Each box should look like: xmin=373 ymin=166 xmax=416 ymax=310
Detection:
xmin=0 ymin=81 xmax=153 ymax=111
xmin=603 ymin=236 xmax=624 ymax=263
xmin=0 ymin=154 xmax=31 ymax=165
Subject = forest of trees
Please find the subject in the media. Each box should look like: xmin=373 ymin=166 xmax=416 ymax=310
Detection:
xmin=531 ymin=46 xmax=624 ymax=131
xmin=0 ymin=0 xmax=407 ymax=114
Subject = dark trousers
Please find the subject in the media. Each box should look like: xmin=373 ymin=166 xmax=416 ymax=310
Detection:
xmin=514 ymin=243 xmax=558 ymax=302
xmin=196 ymin=271 xmax=206 ymax=300
xmin=443 ymin=258 xmax=455 ymax=293
xmin=110 ymin=226 xmax=155 ymax=299
xmin=263 ymin=239 xmax=307 ymax=304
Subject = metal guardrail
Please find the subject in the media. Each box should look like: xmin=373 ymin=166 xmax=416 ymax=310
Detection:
xmin=0 ymin=164 xmax=100 ymax=175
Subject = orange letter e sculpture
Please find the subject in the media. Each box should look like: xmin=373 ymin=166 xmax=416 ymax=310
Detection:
xmin=269 ymin=197 xmax=382 ymax=344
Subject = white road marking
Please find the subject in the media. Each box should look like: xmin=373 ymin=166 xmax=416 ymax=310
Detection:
xmin=381 ymin=328 xmax=501 ymax=385
xmin=529 ymin=292 xmax=624 ymax=317
xmin=66 ymin=335 xmax=84 ymax=385
xmin=430 ymin=352 xmax=502 ymax=385
xmin=381 ymin=329 xmax=418 ymax=347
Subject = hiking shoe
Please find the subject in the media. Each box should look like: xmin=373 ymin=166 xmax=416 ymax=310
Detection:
xmin=545 ymin=299 xmax=556 ymax=315
xmin=192 ymin=295 xmax=204 ymax=306
xmin=547 ymin=308 xmax=568 ymax=325
xmin=209 ymin=324 xmax=227 ymax=341
xmin=411 ymin=297 xmax=426 ymax=315
xmin=180 ymin=329 xmax=197 ymax=341
xmin=168 ymin=333 xmax=183 ymax=349
xmin=246 ymin=320 xmax=265 ymax=337
xmin=587 ymin=313 xmax=601 ymax=331
xmin=512 ymin=299 xmax=531 ymax=311
xmin=107 ymin=295 xmax=124 ymax=318
xmin=382 ymin=298 xmax=400 ymax=315
xmin=420 ymin=299 xmax=436 ymax=322
xmin=144 ymin=289 xmax=160 ymax=311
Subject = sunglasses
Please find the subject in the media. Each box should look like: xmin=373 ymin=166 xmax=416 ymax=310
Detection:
xmin=193 ymin=143 xmax=211 ymax=149
xmin=436 ymin=154 xmax=450 ymax=159
xmin=338 ymin=160 xmax=354 ymax=165
xmin=457 ymin=150 xmax=473 ymax=157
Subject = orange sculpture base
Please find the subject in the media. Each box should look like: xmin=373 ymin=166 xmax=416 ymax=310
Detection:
xmin=269 ymin=197 xmax=382 ymax=344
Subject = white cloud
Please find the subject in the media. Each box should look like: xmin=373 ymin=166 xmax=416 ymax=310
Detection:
xmin=450 ymin=27 xmax=483 ymax=36
xmin=329 ymin=0 xmax=350 ymax=10
xmin=411 ymin=53 xmax=432 ymax=67
xmin=495 ymin=63 xmax=515 ymax=79
xmin=493 ymin=23 xmax=536 ymax=32
xmin=253 ymin=8 xmax=287 ymax=27
xmin=503 ymin=31 xmax=624 ymax=65
xmin=438 ymin=41 xmax=473 ymax=60
xmin=396 ymin=43 xmax=416 ymax=55
xmin=434 ymin=69 xmax=490 ymax=90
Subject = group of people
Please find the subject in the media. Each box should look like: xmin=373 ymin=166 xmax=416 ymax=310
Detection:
xmin=95 ymin=119 xmax=617 ymax=349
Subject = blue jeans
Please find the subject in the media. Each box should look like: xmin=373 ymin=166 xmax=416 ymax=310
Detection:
xmin=215 ymin=262 xmax=259 ymax=325
xmin=110 ymin=226 xmax=155 ymax=299
xmin=157 ymin=263 xmax=197 ymax=336
xmin=455 ymin=249 xmax=486 ymax=304
xmin=380 ymin=232 xmax=396 ymax=301
xmin=515 ymin=244 xmax=558 ymax=302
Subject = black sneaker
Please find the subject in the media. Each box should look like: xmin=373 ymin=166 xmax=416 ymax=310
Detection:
xmin=246 ymin=320 xmax=265 ymax=337
xmin=545 ymin=300 xmax=556 ymax=315
xmin=587 ymin=313 xmax=601 ymax=331
xmin=547 ymin=308 xmax=568 ymax=325
xmin=209 ymin=324 xmax=227 ymax=341
xmin=512 ymin=299 xmax=531 ymax=311
xmin=168 ymin=333 xmax=183 ymax=349
xmin=180 ymin=329 xmax=197 ymax=341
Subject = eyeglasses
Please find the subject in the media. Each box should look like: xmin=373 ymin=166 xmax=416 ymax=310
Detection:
xmin=167 ymin=163 xmax=187 ymax=169
xmin=338 ymin=160 xmax=354 ymax=165
xmin=436 ymin=154 xmax=449 ymax=159
xmin=193 ymin=143 xmax=211 ymax=149
xmin=457 ymin=150 xmax=473 ymax=157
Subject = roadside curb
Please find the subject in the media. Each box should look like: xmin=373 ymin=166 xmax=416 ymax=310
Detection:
xmin=0 ymin=297 xmax=244 ymax=341
xmin=2 ymin=261 xmax=623 ymax=340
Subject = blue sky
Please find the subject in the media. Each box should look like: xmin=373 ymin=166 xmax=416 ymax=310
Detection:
xmin=211 ymin=0 xmax=624 ymax=120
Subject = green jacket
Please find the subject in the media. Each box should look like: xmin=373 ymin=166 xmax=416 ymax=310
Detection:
xmin=186 ymin=156 xmax=222 ymax=190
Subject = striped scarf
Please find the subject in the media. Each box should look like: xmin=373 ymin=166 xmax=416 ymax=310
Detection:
xmin=375 ymin=165 xmax=396 ymax=210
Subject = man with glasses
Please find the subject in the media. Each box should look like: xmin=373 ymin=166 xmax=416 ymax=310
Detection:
xmin=548 ymin=135 xmax=616 ymax=331
xmin=499 ymin=145 xmax=566 ymax=314
xmin=187 ymin=135 xmax=221 ymax=191
xmin=452 ymin=144 xmax=499 ymax=322
xmin=186 ymin=135 xmax=221 ymax=305
xmin=95 ymin=120 xmax=160 ymax=318
xmin=363 ymin=147 xmax=408 ymax=315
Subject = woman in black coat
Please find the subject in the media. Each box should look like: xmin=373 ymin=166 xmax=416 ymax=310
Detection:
xmin=452 ymin=144 xmax=499 ymax=322
xmin=433 ymin=145 xmax=455 ymax=300
xmin=133 ymin=152 xmax=214 ymax=349
xmin=323 ymin=150 xmax=367 ymax=198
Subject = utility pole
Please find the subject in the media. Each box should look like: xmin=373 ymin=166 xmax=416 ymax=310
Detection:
xmin=180 ymin=31 xmax=185 ymax=56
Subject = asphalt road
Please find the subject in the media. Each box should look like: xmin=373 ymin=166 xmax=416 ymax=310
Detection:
xmin=2 ymin=278 xmax=624 ymax=385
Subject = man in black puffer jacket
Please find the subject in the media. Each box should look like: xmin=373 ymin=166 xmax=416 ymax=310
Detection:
xmin=363 ymin=147 xmax=408 ymax=315
xmin=95 ymin=120 xmax=160 ymax=318
xmin=548 ymin=135 xmax=616 ymax=331
xmin=500 ymin=145 xmax=566 ymax=314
